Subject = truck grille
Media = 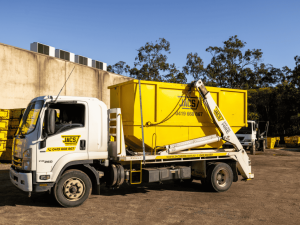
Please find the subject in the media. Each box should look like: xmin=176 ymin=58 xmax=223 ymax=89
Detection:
xmin=238 ymin=137 xmax=244 ymax=141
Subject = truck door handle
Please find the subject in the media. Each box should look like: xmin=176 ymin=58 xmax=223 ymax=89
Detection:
xmin=80 ymin=140 xmax=86 ymax=150
xmin=40 ymin=139 xmax=46 ymax=149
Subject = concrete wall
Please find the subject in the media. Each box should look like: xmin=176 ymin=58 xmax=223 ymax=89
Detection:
xmin=0 ymin=42 xmax=132 ymax=109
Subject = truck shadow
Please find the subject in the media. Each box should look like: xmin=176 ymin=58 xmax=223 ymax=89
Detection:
xmin=100 ymin=180 xmax=208 ymax=197
xmin=0 ymin=169 xmax=208 ymax=208
xmin=0 ymin=169 xmax=58 ymax=208
xmin=281 ymin=148 xmax=300 ymax=152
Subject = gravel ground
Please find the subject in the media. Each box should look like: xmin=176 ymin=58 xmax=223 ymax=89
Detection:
xmin=0 ymin=148 xmax=300 ymax=225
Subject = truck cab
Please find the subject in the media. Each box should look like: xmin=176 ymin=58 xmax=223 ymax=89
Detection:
xmin=10 ymin=96 xmax=108 ymax=195
xmin=236 ymin=120 xmax=257 ymax=150
xmin=223 ymin=120 xmax=269 ymax=155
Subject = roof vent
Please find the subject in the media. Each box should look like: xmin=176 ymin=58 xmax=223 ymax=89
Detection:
xmin=30 ymin=42 xmax=55 ymax=57
xmin=75 ymin=55 xmax=92 ymax=67
xmin=55 ymin=49 xmax=75 ymax=62
xmin=92 ymin=60 xmax=107 ymax=71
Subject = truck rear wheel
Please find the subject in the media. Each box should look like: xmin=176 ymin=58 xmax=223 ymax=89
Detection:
xmin=54 ymin=169 xmax=92 ymax=207
xmin=205 ymin=163 xmax=233 ymax=192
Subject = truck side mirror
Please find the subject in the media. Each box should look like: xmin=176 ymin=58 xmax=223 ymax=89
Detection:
xmin=44 ymin=109 xmax=56 ymax=135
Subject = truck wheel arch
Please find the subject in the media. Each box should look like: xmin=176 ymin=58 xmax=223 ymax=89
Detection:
xmin=54 ymin=160 xmax=101 ymax=195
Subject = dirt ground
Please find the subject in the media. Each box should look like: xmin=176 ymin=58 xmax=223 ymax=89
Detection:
xmin=0 ymin=148 xmax=300 ymax=225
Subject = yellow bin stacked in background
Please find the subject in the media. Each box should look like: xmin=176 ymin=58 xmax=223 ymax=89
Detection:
xmin=0 ymin=109 xmax=25 ymax=161
xmin=285 ymin=136 xmax=293 ymax=147
xmin=284 ymin=136 xmax=291 ymax=144
xmin=274 ymin=137 xmax=280 ymax=147
xmin=267 ymin=137 xmax=276 ymax=149
xmin=293 ymin=136 xmax=300 ymax=147
xmin=285 ymin=136 xmax=300 ymax=148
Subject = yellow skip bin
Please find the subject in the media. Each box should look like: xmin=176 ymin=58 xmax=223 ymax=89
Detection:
xmin=267 ymin=137 xmax=276 ymax=149
xmin=0 ymin=119 xmax=21 ymax=131
xmin=0 ymin=147 xmax=12 ymax=161
xmin=0 ymin=108 xmax=25 ymax=120
xmin=0 ymin=109 xmax=10 ymax=120
xmin=0 ymin=140 xmax=13 ymax=151
xmin=108 ymin=80 xmax=247 ymax=152
xmin=0 ymin=131 xmax=7 ymax=141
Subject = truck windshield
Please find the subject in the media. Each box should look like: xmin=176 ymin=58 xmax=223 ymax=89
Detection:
xmin=236 ymin=122 xmax=252 ymax=134
xmin=16 ymin=100 xmax=44 ymax=136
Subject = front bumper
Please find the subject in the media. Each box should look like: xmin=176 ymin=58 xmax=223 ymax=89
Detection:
xmin=9 ymin=167 xmax=33 ymax=192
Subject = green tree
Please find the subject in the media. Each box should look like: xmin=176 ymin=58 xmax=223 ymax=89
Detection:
xmin=205 ymin=35 xmax=283 ymax=89
xmin=183 ymin=52 xmax=206 ymax=82
xmin=107 ymin=61 xmax=131 ymax=76
xmin=129 ymin=38 xmax=186 ymax=83
xmin=164 ymin=63 xmax=186 ymax=84
xmin=284 ymin=55 xmax=300 ymax=88
xmin=247 ymin=81 xmax=300 ymax=136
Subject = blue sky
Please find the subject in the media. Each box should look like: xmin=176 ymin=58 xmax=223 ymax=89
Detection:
xmin=0 ymin=0 xmax=299 ymax=82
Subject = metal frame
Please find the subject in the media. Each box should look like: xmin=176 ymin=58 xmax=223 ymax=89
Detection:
xmin=108 ymin=108 xmax=126 ymax=157
xmin=109 ymin=79 xmax=254 ymax=180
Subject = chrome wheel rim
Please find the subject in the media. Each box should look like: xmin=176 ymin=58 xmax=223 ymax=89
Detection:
xmin=216 ymin=169 xmax=229 ymax=187
xmin=63 ymin=177 xmax=85 ymax=201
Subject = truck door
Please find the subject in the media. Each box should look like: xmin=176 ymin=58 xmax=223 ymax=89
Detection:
xmin=37 ymin=101 xmax=88 ymax=173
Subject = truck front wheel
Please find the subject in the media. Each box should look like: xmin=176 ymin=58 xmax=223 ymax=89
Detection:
xmin=54 ymin=169 xmax=92 ymax=207
xmin=205 ymin=163 xmax=233 ymax=192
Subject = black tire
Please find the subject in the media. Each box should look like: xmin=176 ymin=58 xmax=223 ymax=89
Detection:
xmin=106 ymin=164 xmax=118 ymax=187
xmin=54 ymin=169 xmax=92 ymax=207
xmin=250 ymin=142 xmax=256 ymax=155
xmin=116 ymin=164 xmax=125 ymax=186
xmin=255 ymin=141 xmax=260 ymax=150
xmin=205 ymin=162 xmax=233 ymax=192
xmin=261 ymin=140 xmax=266 ymax=152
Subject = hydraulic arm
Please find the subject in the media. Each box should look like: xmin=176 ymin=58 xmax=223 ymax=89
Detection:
xmin=194 ymin=80 xmax=244 ymax=151
xmin=194 ymin=79 xmax=254 ymax=179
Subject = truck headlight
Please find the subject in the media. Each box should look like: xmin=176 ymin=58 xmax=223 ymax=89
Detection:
xmin=22 ymin=148 xmax=32 ymax=171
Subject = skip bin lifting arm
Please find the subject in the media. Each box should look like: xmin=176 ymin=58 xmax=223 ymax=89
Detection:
xmin=194 ymin=79 xmax=254 ymax=179
xmin=194 ymin=79 xmax=244 ymax=151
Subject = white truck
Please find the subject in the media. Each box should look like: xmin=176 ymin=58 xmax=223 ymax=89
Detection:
xmin=223 ymin=120 xmax=269 ymax=155
xmin=9 ymin=79 xmax=254 ymax=207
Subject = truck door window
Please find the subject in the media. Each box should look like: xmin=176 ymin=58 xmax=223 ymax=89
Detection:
xmin=44 ymin=103 xmax=85 ymax=135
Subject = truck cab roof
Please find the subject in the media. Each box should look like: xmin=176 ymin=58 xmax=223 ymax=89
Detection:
xmin=30 ymin=95 xmax=100 ymax=103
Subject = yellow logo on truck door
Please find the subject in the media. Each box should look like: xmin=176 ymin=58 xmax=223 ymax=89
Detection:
xmin=61 ymin=135 xmax=81 ymax=146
